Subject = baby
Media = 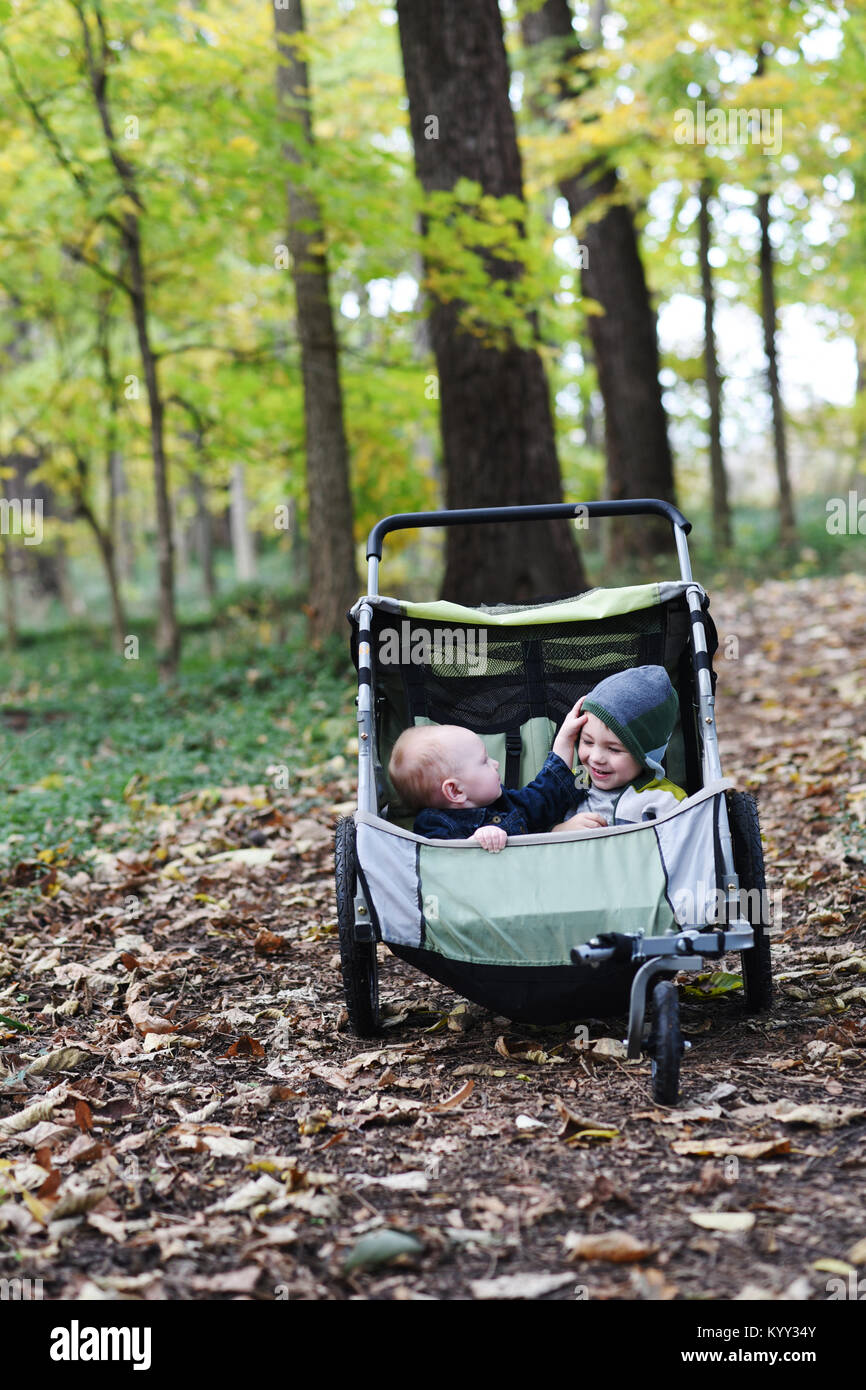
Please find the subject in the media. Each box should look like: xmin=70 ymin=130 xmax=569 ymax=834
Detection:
xmin=389 ymin=702 xmax=587 ymax=851
xmin=553 ymin=665 xmax=687 ymax=830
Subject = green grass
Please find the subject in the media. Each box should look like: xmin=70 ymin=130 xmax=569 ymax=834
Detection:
xmin=1 ymin=596 xmax=355 ymax=877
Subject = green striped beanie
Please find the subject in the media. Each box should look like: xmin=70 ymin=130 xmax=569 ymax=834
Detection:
xmin=582 ymin=665 xmax=679 ymax=778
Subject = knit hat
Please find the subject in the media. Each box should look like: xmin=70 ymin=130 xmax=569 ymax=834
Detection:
xmin=582 ymin=665 xmax=678 ymax=779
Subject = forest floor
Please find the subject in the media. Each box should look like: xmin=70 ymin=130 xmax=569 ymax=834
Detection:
xmin=1 ymin=573 xmax=865 ymax=1302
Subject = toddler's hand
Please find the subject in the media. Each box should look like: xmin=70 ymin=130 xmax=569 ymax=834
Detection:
xmin=561 ymin=695 xmax=588 ymax=738
xmin=552 ymin=696 xmax=589 ymax=766
xmin=472 ymin=825 xmax=508 ymax=852
xmin=556 ymin=812 xmax=608 ymax=831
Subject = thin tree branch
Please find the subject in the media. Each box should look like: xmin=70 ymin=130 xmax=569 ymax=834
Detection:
xmin=60 ymin=241 xmax=135 ymax=295
xmin=70 ymin=0 xmax=144 ymax=211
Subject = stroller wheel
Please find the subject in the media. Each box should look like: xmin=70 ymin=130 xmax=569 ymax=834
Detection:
xmin=335 ymin=816 xmax=380 ymax=1037
xmin=649 ymin=978 xmax=682 ymax=1107
xmin=727 ymin=791 xmax=773 ymax=1013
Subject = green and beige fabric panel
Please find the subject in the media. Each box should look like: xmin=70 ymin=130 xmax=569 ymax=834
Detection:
xmin=354 ymin=782 xmax=729 ymax=969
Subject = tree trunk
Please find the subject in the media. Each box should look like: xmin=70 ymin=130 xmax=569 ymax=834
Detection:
xmin=757 ymin=190 xmax=797 ymax=545
xmin=191 ymin=472 xmax=216 ymax=602
xmin=754 ymin=44 xmax=795 ymax=545
xmin=274 ymin=0 xmax=359 ymax=638
xmin=229 ymin=464 xmax=256 ymax=583
xmin=76 ymin=488 xmax=126 ymax=652
xmin=698 ymin=179 xmax=731 ymax=549
xmin=77 ymin=0 xmax=179 ymax=675
xmin=396 ymin=0 xmax=586 ymax=603
xmin=522 ymin=0 xmax=676 ymax=563
xmin=109 ymin=450 xmax=134 ymax=581
xmin=55 ymin=537 xmax=84 ymax=619
xmin=0 ymin=532 xmax=17 ymax=650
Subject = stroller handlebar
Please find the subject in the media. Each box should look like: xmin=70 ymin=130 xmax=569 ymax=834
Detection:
xmin=366 ymin=499 xmax=691 ymax=559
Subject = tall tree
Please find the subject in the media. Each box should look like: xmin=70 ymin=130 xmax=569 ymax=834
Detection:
xmin=274 ymin=0 xmax=359 ymax=638
xmin=757 ymin=185 xmax=796 ymax=545
xmin=396 ymin=0 xmax=586 ymax=603
xmin=697 ymin=179 xmax=731 ymax=550
xmin=2 ymin=4 xmax=182 ymax=674
xmin=0 ymin=490 xmax=19 ymax=651
xmin=754 ymin=45 xmax=796 ymax=545
xmin=168 ymin=395 xmax=217 ymax=604
xmin=72 ymin=0 xmax=180 ymax=672
xmin=522 ymin=0 xmax=677 ymax=562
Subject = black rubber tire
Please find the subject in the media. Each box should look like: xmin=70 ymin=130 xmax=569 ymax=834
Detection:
xmin=727 ymin=790 xmax=773 ymax=1013
xmin=335 ymin=816 xmax=380 ymax=1037
xmin=650 ymin=978 xmax=682 ymax=1107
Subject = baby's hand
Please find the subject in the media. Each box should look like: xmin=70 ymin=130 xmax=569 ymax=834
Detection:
xmin=555 ymin=812 xmax=608 ymax=831
xmin=472 ymin=825 xmax=508 ymax=852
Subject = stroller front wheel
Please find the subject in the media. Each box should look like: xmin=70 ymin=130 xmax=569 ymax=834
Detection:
xmin=649 ymin=978 xmax=682 ymax=1106
xmin=335 ymin=816 xmax=380 ymax=1037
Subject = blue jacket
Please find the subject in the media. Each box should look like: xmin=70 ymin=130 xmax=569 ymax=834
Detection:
xmin=413 ymin=752 xmax=578 ymax=841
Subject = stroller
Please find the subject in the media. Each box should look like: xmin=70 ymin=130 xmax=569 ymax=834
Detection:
xmin=336 ymin=499 xmax=772 ymax=1104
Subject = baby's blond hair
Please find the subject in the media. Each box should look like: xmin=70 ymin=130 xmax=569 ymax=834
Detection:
xmin=388 ymin=725 xmax=455 ymax=811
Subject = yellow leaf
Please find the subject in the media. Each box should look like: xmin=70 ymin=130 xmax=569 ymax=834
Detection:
xmin=21 ymin=1189 xmax=49 ymax=1225
xmin=813 ymin=1258 xmax=856 ymax=1275
xmin=689 ymin=1212 xmax=755 ymax=1232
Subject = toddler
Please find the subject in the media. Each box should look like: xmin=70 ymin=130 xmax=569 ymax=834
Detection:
xmin=552 ymin=665 xmax=686 ymax=830
xmin=389 ymin=701 xmax=587 ymax=851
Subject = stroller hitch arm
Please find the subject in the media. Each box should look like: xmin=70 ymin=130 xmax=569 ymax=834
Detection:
xmin=571 ymin=925 xmax=755 ymax=1059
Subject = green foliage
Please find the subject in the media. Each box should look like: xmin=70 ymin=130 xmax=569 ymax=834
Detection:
xmin=0 ymin=0 xmax=863 ymax=637
xmin=0 ymin=603 xmax=355 ymax=868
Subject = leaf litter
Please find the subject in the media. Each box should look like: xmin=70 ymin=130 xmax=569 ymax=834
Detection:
xmin=0 ymin=577 xmax=865 ymax=1299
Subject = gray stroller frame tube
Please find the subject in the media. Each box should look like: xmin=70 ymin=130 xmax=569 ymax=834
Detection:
xmin=355 ymin=597 xmax=378 ymax=816
xmin=674 ymin=523 xmax=738 ymax=891
xmin=352 ymin=594 xmax=378 ymax=942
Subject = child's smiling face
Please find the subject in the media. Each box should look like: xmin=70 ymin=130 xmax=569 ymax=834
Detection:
xmin=578 ymin=712 xmax=642 ymax=790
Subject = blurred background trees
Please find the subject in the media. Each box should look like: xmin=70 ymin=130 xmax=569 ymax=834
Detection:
xmin=0 ymin=0 xmax=863 ymax=665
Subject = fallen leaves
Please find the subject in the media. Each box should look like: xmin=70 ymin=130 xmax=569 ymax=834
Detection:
xmin=672 ymin=1137 xmax=791 ymax=1159
xmin=564 ymin=1231 xmax=658 ymax=1263
xmin=0 ymin=1085 xmax=68 ymax=1136
xmin=494 ymin=1035 xmax=566 ymax=1065
xmin=74 ymin=1099 xmax=94 ymax=1133
xmin=470 ymin=1271 xmax=574 ymax=1300
xmin=24 ymin=1045 xmax=92 ymax=1075
xmin=429 ymin=1079 xmax=474 ymax=1113
xmin=220 ymin=1035 xmax=266 ymax=1059
xmin=253 ymin=929 xmax=291 ymax=955
xmin=683 ymin=971 xmax=743 ymax=997
xmin=688 ymin=1212 xmax=756 ymax=1233
xmin=729 ymin=1099 xmax=866 ymax=1131
xmin=554 ymin=1098 xmax=619 ymax=1145
xmin=126 ymin=991 xmax=177 ymax=1037
xmin=0 ymin=575 xmax=863 ymax=1304
xmin=342 ymin=1229 xmax=424 ymax=1272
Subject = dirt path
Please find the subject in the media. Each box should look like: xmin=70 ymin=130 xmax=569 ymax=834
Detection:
xmin=1 ymin=574 xmax=864 ymax=1302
